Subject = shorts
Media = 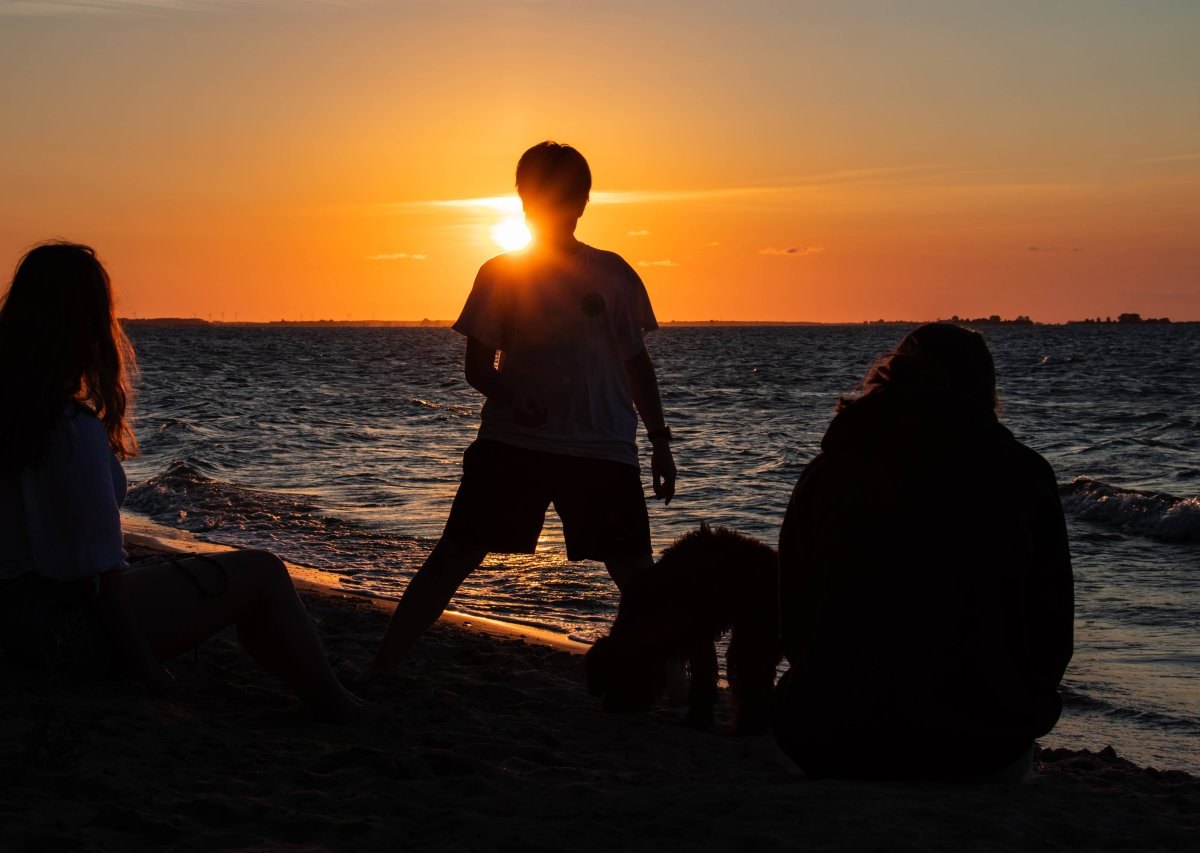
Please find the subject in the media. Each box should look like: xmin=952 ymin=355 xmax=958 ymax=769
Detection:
xmin=442 ymin=439 xmax=652 ymax=562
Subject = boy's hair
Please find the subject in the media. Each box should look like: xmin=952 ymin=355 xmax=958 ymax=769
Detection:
xmin=516 ymin=141 xmax=591 ymax=207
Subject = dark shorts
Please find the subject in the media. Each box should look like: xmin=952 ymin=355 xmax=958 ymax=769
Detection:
xmin=443 ymin=439 xmax=652 ymax=562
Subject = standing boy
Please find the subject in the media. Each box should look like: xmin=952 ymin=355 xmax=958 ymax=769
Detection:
xmin=371 ymin=141 xmax=676 ymax=672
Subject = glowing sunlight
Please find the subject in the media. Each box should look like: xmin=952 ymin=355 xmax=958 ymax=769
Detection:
xmin=491 ymin=215 xmax=532 ymax=252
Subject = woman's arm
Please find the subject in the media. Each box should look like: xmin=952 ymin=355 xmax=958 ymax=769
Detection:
xmin=98 ymin=570 xmax=176 ymax=696
xmin=1026 ymin=458 xmax=1074 ymax=686
xmin=21 ymin=411 xmax=172 ymax=694
xmin=778 ymin=453 xmax=858 ymax=665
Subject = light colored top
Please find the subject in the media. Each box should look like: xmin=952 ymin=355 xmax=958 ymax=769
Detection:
xmin=0 ymin=405 xmax=127 ymax=582
xmin=452 ymin=244 xmax=658 ymax=467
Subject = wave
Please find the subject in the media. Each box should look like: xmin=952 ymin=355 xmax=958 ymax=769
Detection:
xmin=125 ymin=457 xmax=331 ymax=534
xmin=125 ymin=458 xmax=431 ymax=578
xmin=1060 ymin=686 xmax=1200 ymax=733
xmin=1060 ymin=478 xmax=1200 ymax=544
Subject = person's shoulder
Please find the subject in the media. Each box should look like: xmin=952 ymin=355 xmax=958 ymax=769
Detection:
xmin=1000 ymin=431 xmax=1059 ymax=488
xmin=580 ymin=246 xmax=644 ymax=290
xmin=580 ymin=245 xmax=636 ymax=273
xmin=476 ymin=252 xmax=518 ymax=281
xmin=792 ymin=449 xmax=868 ymax=496
xmin=54 ymin=402 xmax=109 ymax=453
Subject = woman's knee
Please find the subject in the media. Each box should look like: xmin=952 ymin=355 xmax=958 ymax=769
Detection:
xmin=226 ymin=549 xmax=292 ymax=593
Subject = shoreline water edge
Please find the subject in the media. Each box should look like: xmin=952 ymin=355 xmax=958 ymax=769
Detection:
xmin=119 ymin=324 xmax=1200 ymax=778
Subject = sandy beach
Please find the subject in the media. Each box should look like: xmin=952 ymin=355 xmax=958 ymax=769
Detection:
xmin=1 ymin=521 xmax=1196 ymax=852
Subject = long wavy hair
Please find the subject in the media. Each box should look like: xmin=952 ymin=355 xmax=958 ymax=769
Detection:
xmin=838 ymin=322 xmax=998 ymax=414
xmin=0 ymin=242 xmax=138 ymax=471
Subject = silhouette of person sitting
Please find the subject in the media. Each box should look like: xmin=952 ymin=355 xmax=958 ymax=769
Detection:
xmin=773 ymin=323 xmax=1073 ymax=781
xmin=372 ymin=141 xmax=676 ymax=673
xmin=0 ymin=242 xmax=364 ymax=722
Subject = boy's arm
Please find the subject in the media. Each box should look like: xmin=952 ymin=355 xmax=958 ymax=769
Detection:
xmin=464 ymin=337 xmax=546 ymax=426
xmin=625 ymin=348 xmax=676 ymax=504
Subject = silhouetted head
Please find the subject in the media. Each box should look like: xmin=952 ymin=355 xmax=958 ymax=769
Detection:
xmin=0 ymin=242 xmax=137 ymax=470
xmin=516 ymin=141 xmax=591 ymax=246
xmin=841 ymin=323 xmax=997 ymax=413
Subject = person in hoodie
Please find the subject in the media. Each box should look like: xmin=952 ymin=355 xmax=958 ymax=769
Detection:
xmin=772 ymin=323 xmax=1073 ymax=782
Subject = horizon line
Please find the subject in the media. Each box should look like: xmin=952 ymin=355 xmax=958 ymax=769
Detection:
xmin=118 ymin=314 xmax=1190 ymax=327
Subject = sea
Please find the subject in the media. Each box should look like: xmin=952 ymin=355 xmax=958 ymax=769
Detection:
xmin=121 ymin=323 xmax=1200 ymax=775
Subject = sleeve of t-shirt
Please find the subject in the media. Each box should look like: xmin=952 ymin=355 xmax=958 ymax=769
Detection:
xmin=615 ymin=260 xmax=659 ymax=360
xmin=20 ymin=410 xmax=127 ymax=581
xmin=451 ymin=260 xmax=508 ymax=351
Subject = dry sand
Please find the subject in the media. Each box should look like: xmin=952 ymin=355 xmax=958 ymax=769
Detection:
xmin=1 ymin=521 xmax=1196 ymax=852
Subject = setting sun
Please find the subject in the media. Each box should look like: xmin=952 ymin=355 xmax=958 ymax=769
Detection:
xmin=491 ymin=216 xmax=532 ymax=252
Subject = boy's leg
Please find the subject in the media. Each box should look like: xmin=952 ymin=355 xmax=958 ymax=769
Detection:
xmin=603 ymin=553 xmax=653 ymax=593
xmin=371 ymin=537 xmax=487 ymax=674
xmin=371 ymin=440 xmax=549 ymax=673
xmin=604 ymin=553 xmax=688 ymax=706
xmin=557 ymin=458 xmax=687 ymax=706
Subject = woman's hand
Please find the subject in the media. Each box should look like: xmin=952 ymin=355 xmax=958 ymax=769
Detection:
xmin=98 ymin=570 xmax=174 ymax=699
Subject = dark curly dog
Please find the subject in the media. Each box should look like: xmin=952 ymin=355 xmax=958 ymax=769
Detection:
xmin=585 ymin=524 xmax=780 ymax=734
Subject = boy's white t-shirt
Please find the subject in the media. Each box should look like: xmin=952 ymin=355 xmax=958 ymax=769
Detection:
xmin=452 ymin=244 xmax=658 ymax=467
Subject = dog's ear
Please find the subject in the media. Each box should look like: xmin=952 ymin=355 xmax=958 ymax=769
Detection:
xmin=584 ymin=637 xmax=614 ymax=697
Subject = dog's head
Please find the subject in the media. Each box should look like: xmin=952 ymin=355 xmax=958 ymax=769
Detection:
xmin=584 ymin=636 xmax=667 ymax=713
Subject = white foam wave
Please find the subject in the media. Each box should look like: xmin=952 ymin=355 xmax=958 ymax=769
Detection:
xmin=1060 ymin=478 xmax=1200 ymax=544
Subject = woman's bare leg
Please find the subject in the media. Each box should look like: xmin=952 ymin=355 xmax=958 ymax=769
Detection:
xmin=123 ymin=549 xmax=362 ymax=722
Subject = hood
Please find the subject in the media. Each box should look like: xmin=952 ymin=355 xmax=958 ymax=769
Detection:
xmin=820 ymin=391 xmax=1012 ymax=464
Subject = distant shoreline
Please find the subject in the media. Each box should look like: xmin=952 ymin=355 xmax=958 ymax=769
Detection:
xmin=120 ymin=316 xmax=1192 ymax=328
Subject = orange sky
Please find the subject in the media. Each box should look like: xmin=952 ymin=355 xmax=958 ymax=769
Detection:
xmin=2 ymin=1 xmax=1198 ymax=322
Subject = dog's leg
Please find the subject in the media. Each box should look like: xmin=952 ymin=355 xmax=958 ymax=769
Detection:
xmin=685 ymin=639 xmax=718 ymax=729
xmin=727 ymin=626 xmax=779 ymax=736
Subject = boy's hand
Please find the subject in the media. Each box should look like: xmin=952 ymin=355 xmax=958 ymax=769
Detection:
xmin=513 ymin=396 xmax=548 ymax=427
xmin=651 ymin=443 xmax=677 ymax=504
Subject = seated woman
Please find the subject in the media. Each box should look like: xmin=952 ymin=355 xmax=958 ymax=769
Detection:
xmin=773 ymin=323 xmax=1073 ymax=782
xmin=0 ymin=242 xmax=363 ymax=722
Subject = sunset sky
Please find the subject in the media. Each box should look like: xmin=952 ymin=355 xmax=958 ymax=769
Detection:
xmin=2 ymin=0 xmax=1198 ymax=322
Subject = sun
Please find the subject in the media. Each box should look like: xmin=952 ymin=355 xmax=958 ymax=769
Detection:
xmin=491 ymin=215 xmax=532 ymax=251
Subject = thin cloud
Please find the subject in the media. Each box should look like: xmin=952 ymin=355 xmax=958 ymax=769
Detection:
xmin=364 ymin=165 xmax=1016 ymax=217
xmin=1137 ymin=151 xmax=1200 ymax=165
xmin=638 ymin=260 xmax=679 ymax=268
xmin=703 ymin=241 xmax=721 ymax=247
xmin=427 ymin=196 xmax=523 ymax=213
xmin=759 ymin=246 xmax=823 ymax=256
xmin=627 ymin=229 xmax=651 ymax=237
xmin=367 ymin=252 xmax=427 ymax=261
xmin=1 ymin=0 xmax=342 ymax=14
xmin=592 ymin=188 xmax=777 ymax=205
xmin=1026 ymin=246 xmax=1080 ymax=253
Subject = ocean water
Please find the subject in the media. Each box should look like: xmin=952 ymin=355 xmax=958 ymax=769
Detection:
xmin=122 ymin=324 xmax=1200 ymax=774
